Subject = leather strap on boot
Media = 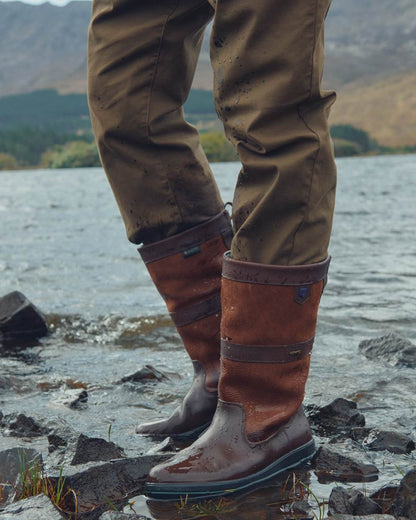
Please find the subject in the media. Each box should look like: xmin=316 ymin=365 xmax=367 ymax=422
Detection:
xmin=220 ymin=254 xmax=330 ymax=442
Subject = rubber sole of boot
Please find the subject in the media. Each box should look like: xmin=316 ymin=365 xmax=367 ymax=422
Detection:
xmin=137 ymin=421 xmax=211 ymax=443
xmin=144 ymin=439 xmax=316 ymax=500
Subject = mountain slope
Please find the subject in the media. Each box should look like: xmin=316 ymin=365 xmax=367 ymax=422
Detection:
xmin=1 ymin=0 xmax=415 ymax=146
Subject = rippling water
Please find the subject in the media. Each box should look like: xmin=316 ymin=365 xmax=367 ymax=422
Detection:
xmin=1 ymin=155 xmax=416 ymax=517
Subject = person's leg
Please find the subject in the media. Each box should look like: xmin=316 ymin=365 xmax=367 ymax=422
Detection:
xmin=88 ymin=0 xmax=224 ymax=244
xmin=145 ymin=0 xmax=336 ymax=498
xmin=88 ymin=0 xmax=232 ymax=439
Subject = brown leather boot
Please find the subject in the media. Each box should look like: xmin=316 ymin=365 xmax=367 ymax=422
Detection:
xmin=145 ymin=254 xmax=330 ymax=498
xmin=135 ymin=211 xmax=232 ymax=440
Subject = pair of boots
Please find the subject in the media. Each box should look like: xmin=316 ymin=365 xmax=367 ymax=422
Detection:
xmin=137 ymin=211 xmax=329 ymax=500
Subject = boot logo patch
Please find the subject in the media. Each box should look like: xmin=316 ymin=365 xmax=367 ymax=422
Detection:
xmin=183 ymin=245 xmax=201 ymax=258
xmin=294 ymin=285 xmax=311 ymax=305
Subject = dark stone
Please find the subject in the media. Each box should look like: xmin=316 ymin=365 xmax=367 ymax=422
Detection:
xmin=0 ymin=493 xmax=66 ymax=519
xmin=46 ymin=416 xmax=79 ymax=456
xmin=370 ymin=484 xmax=399 ymax=514
xmin=280 ymin=498 xmax=313 ymax=517
xmin=53 ymin=388 xmax=88 ymax=409
xmin=146 ymin=437 xmax=178 ymax=455
xmin=49 ymin=454 xmax=170 ymax=515
xmin=71 ymin=434 xmax=125 ymax=465
xmin=364 ymin=429 xmax=415 ymax=454
xmin=350 ymin=427 xmax=372 ymax=442
xmin=359 ymin=331 xmax=416 ymax=368
xmin=1 ymin=413 xmax=46 ymax=438
xmin=392 ymin=468 xmax=416 ymax=519
xmin=329 ymin=486 xmax=354 ymax=515
xmin=119 ymin=365 xmax=168 ymax=384
xmin=0 ymin=291 xmax=47 ymax=345
xmin=99 ymin=513 xmax=152 ymax=520
xmin=312 ymin=446 xmax=379 ymax=484
xmin=0 ymin=447 xmax=42 ymax=483
xmin=349 ymin=489 xmax=382 ymax=515
xmin=307 ymin=398 xmax=365 ymax=436
xmin=329 ymin=486 xmax=381 ymax=516
xmin=48 ymin=433 xmax=68 ymax=453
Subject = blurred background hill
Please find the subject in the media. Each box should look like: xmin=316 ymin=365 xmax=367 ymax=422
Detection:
xmin=0 ymin=0 xmax=415 ymax=167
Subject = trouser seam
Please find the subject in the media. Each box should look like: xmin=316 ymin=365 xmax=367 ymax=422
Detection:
xmin=146 ymin=0 xmax=180 ymax=138
xmin=288 ymin=0 xmax=322 ymax=265
xmin=145 ymin=0 xmax=185 ymax=226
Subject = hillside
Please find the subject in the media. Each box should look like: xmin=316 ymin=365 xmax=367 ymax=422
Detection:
xmin=331 ymin=70 xmax=416 ymax=147
xmin=1 ymin=0 xmax=416 ymax=146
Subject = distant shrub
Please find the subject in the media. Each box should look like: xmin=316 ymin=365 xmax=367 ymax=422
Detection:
xmin=0 ymin=152 xmax=19 ymax=170
xmin=333 ymin=138 xmax=361 ymax=157
xmin=330 ymin=124 xmax=372 ymax=153
xmin=200 ymin=132 xmax=238 ymax=162
xmin=41 ymin=141 xmax=101 ymax=168
xmin=0 ymin=127 xmax=90 ymax=166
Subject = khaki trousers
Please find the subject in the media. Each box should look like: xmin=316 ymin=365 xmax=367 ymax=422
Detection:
xmin=88 ymin=0 xmax=336 ymax=265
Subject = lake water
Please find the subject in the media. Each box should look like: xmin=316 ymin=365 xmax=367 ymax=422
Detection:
xmin=1 ymin=155 xmax=416 ymax=517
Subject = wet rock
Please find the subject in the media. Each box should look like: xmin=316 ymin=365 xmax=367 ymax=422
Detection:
xmin=71 ymin=434 xmax=125 ymax=465
xmin=53 ymin=388 xmax=88 ymax=409
xmin=119 ymin=365 xmax=168 ymax=384
xmin=46 ymin=416 xmax=79 ymax=455
xmin=312 ymin=446 xmax=379 ymax=483
xmin=328 ymin=515 xmax=396 ymax=520
xmin=146 ymin=437 xmax=178 ymax=455
xmin=0 ymin=291 xmax=47 ymax=345
xmin=280 ymin=498 xmax=313 ymax=517
xmin=49 ymin=454 xmax=170 ymax=514
xmin=1 ymin=413 xmax=46 ymax=438
xmin=359 ymin=332 xmax=416 ymax=368
xmin=371 ymin=484 xmax=399 ymax=514
xmin=329 ymin=486 xmax=382 ymax=516
xmin=307 ymin=398 xmax=365 ymax=436
xmin=99 ymin=513 xmax=152 ymax=520
xmin=392 ymin=468 xmax=416 ymax=519
xmin=363 ymin=429 xmax=415 ymax=454
xmin=0 ymin=447 xmax=42 ymax=489
xmin=329 ymin=486 xmax=353 ymax=515
xmin=0 ymin=493 xmax=66 ymax=519
xmin=350 ymin=427 xmax=372 ymax=442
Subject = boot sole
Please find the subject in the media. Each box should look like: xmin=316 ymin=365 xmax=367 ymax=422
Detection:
xmin=144 ymin=439 xmax=316 ymax=500
xmin=137 ymin=421 xmax=211 ymax=442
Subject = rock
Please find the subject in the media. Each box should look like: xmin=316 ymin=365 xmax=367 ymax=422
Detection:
xmin=1 ymin=413 xmax=46 ymax=438
xmin=71 ymin=434 xmax=125 ymax=465
xmin=307 ymin=398 xmax=365 ymax=436
xmin=329 ymin=486 xmax=382 ymax=516
xmin=327 ymin=515 xmax=396 ymax=520
xmin=359 ymin=332 xmax=416 ymax=368
xmin=349 ymin=489 xmax=382 ymax=515
xmin=370 ymin=484 xmax=399 ymax=514
xmin=99 ymin=513 xmax=152 ymax=520
xmin=49 ymin=454 xmax=170 ymax=514
xmin=329 ymin=487 xmax=354 ymax=515
xmin=0 ymin=291 xmax=47 ymax=345
xmin=364 ymin=429 xmax=415 ymax=454
xmin=0 ymin=447 xmax=42 ymax=489
xmin=0 ymin=493 xmax=66 ymax=519
xmin=53 ymin=388 xmax=88 ymax=409
xmin=146 ymin=437 xmax=178 ymax=455
xmin=280 ymin=498 xmax=313 ymax=517
xmin=392 ymin=468 xmax=416 ymax=519
xmin=312 ymin=446 xmax=379 ymax=483
xmin=119 ymin=365 xmax=168 ymax=384
xmin=350 ymin=427 xmax=372 ymax=442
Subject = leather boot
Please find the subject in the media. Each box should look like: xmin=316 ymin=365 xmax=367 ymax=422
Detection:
xmin=145 ymin=254 xmax=330 ymax=498
xmin=135 ymin=211 xmax=233 ymax=440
